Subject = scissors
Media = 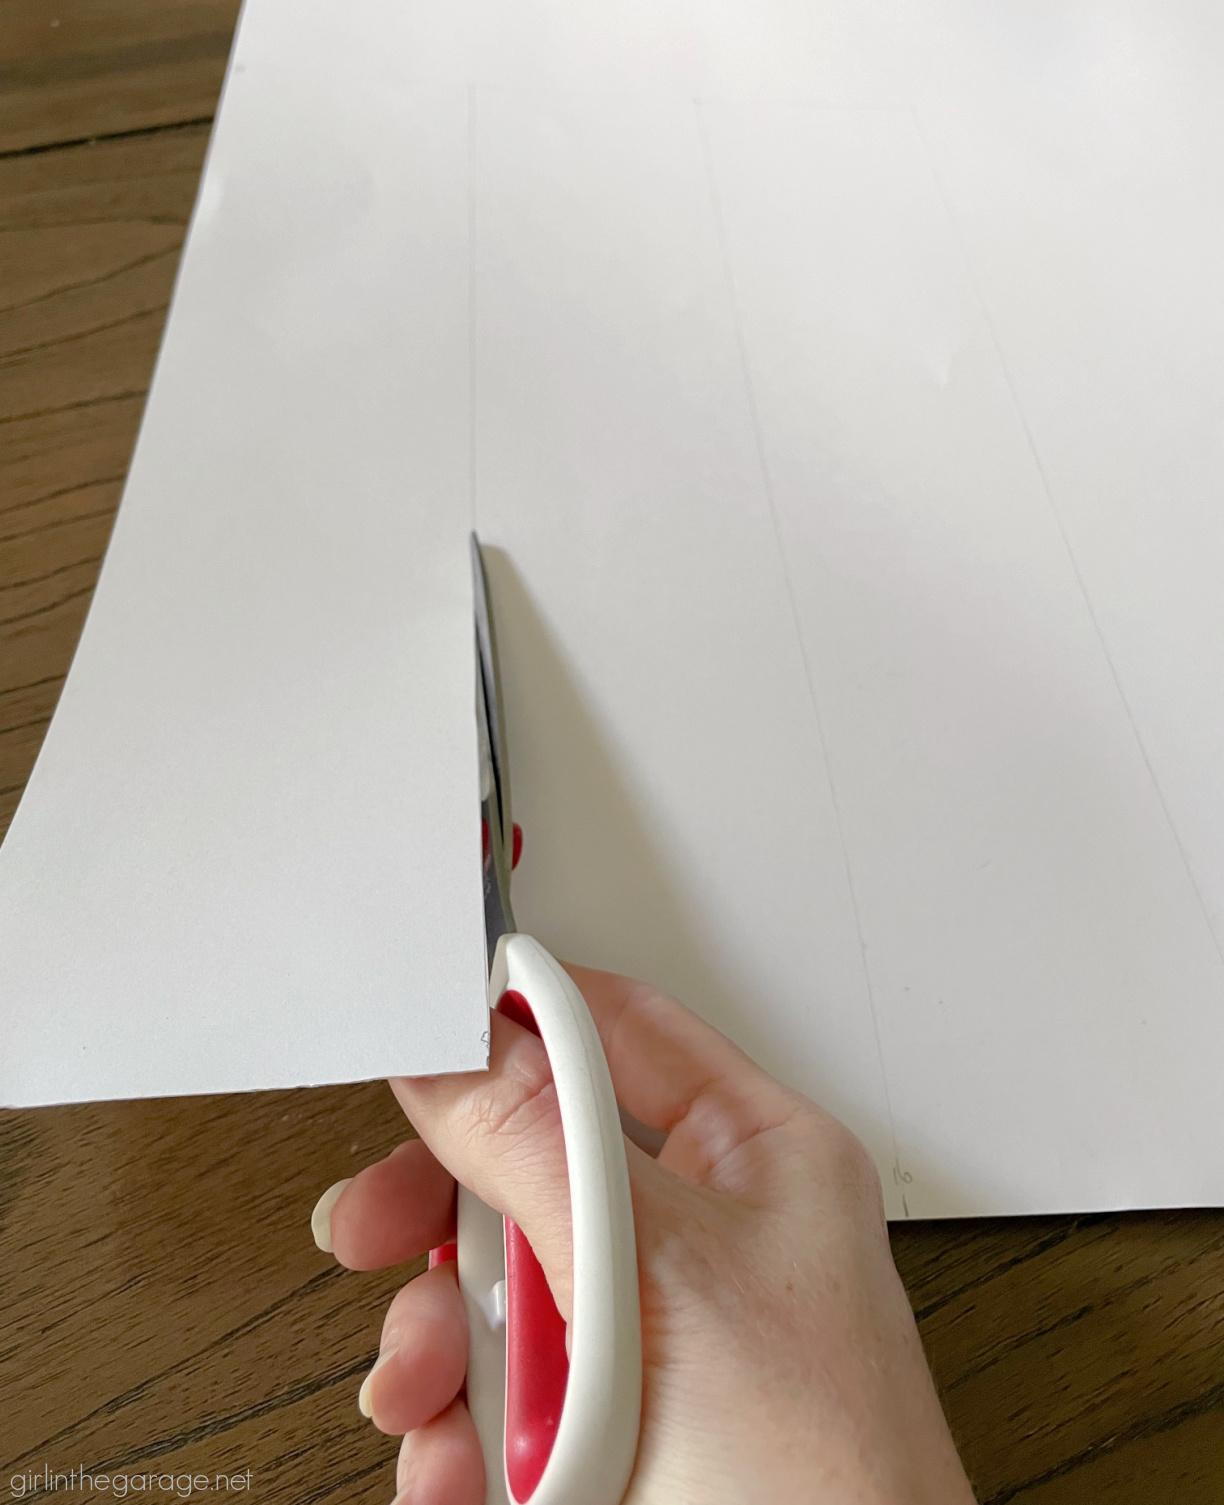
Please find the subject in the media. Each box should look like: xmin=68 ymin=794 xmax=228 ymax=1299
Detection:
xmin=428 ymin=536 xmax=641 ymax=1505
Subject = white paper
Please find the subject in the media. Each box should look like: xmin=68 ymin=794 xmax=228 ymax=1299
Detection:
xmin=2 ymin=0 xmax=1222 ymax=1218
xmin=0 ymin=55 xmax=490 ymax=1102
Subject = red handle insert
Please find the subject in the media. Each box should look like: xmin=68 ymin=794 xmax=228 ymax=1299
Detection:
xmin=427 ymin=881 xmax=570 ymax=1502
xmin=498 ymin=991 xmax=569 ymax=1502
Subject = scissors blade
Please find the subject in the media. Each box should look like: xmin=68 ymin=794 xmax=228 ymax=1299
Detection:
xmin=471 ymin=534 xmax=512 ymax=838
xmin=472 ymin=533 xmax=515 ymax=963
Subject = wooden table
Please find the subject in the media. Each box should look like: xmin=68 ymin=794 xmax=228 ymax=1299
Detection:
xmin=2 ymin=4 xmax=1221 ymax=1500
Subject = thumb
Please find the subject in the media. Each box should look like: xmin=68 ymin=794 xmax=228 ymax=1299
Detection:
xmin=391 ymin=1009 xmax=576 ymax=1316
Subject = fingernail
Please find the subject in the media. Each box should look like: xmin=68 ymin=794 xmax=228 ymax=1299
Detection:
xmin=310 ymin=1179 xmax=352 ymax=1253
xmin=358 ymin=1348 xmax=396 ymax=1419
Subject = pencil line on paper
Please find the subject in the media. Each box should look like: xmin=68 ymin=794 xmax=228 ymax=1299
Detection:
xmin=910 ymin=105 xmax=1224 ymax=977
xmin=694 ymin=98 xmax=905 ymax=1186
xmin=467 ymin=84 xmax=479 ymax=532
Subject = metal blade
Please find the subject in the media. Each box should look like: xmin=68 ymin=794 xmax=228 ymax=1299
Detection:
xmin=472 ymin=533 xmax=515 ymax=962
xmin=471 ymin=533 xmax=511 ymax=843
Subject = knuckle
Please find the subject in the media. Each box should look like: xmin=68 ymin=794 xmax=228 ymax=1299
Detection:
xmin=793 ymin=1103 xmax=883 ymax=1200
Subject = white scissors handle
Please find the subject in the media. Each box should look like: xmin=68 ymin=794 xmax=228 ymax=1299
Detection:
xmin=457 ymin=933 xmax=642 ymax=1505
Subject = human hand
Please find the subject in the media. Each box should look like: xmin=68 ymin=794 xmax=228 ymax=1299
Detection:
xmin=311 ymin=965 xmax=976 ymax=1505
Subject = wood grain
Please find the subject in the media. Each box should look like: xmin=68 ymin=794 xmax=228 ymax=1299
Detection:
xmin=1 ymin=1 xmax=238 ymax=154
xmin=1 ymin=5 xmax=1221 ymax=1502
